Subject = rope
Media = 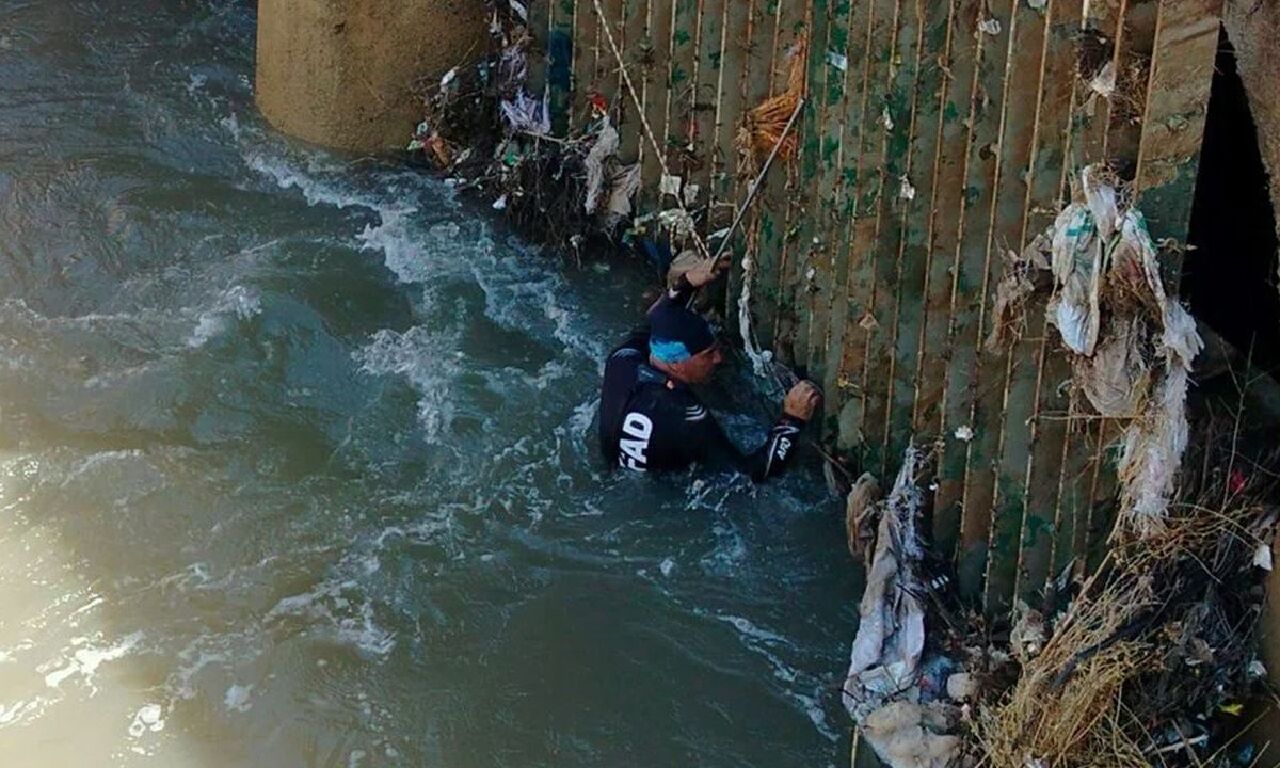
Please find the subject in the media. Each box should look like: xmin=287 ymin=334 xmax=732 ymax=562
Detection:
xmin=589 ymin=0 xmax=710 ymax=259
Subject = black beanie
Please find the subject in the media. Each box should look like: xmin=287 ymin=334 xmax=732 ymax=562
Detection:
xmin=649 ymin=300 xmax=716 ymax=363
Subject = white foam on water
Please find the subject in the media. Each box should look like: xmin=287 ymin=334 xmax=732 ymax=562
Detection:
xmin=127 ymin=703 xmax=165 ymax=738
xmin=41 ymin=631 xmax=144 ymax=693
xmin=797 ymin=690 xmax=838 ymax=741
xmin=223 ymin=683 xmax=253 ymax=712
xmin=245 ymin=152 xmax=372 ymax=211
xmin=169 ymin=636 xmax=234 ymax=701
xmin=66 ymin=595 xmax=105 ymax=625
xmin=186 ymin=285 xmax=261 ymax=348
xmin=478 ymin=260 xmax=601 ymax=363
xmin=526 ymin=358 xmax=571 ymax=389
xmin=716 ymin=615 xmax=789 ymax=648
xmin=60 ymin=449 xmax=145 ymax=487
xmin=218 ymin=112 xmax=240 ymax=140
xmin=264 ymin=555 xmax=396 ymax=658
xmin=569 ymin=396 xmax=599 ymax=437
xmin=357 ymin=209 xmax=428 ymax=285
xmin=354 ymin=326 xmax=460 ymax=444
xmin=242 ymin=151 xmax=606 ymax=391
xmin=718 ymin=614 xmax=838 ymax=741
xmin=0 ymin=698 xmax=44 ymax=728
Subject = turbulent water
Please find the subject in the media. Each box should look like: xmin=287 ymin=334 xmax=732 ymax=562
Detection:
xmin=0 ymin=2 xmax=858 ymax=765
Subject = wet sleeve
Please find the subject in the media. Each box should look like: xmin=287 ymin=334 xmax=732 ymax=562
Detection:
xmin=684 ymin=407 xmax=804 ymax=482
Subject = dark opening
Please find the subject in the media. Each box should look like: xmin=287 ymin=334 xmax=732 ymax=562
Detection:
xmin=1184 ymin=28 xmax=1280 ymax=377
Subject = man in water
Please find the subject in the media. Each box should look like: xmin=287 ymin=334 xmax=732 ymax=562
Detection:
xmin=598 ymin=254 xmax=821 ymax=481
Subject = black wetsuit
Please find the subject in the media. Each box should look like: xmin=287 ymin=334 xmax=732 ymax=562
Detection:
xmin=598 ymin=287 xmax=802 ymax=482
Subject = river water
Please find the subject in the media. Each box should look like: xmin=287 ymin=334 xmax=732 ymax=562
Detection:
xmin=0 ymin=2 xmax=858 ymax=765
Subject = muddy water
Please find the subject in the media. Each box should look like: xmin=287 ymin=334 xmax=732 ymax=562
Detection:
xmin=0 ymin=2 xmax=858 ymax=766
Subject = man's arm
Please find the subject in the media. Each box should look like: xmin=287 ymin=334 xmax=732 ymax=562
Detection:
xmin=678 ymin=382 xmax=818 ymax=482
xmin=649 ymin=252 xmax=729 ymax=314
xmin=685 ymin=408 xmax=804 ymax=482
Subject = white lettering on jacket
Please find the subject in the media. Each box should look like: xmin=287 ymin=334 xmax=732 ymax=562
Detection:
xmin=619 ymin=412 xmax=653 ymax=470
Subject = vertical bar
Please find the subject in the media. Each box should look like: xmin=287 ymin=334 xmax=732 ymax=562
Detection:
xmin=1077 ymin=0 xmax=1125 ymax=166
xmin=981 ymin=0 xmax=1054 ymax=615
xmin=865 ymin=0 xmax=919 ymax=472
xmin=948 ymin=0 xmax=1016 ymax=600
xmin=885 ymin=0 xmax=953 ymax=463
xmin=1105 ymin=0 xmax=1158 ymax=173
xmin=783 ymin=0 xmax=828 ymax=375
xmin=548 ymin=0 xmax=578 ymax=133
xmin=844 ymin=0 xmax=906 ymax=473
xmin=613 ymin=0 xmax=644 ymax=164
xmin=767 ymin=0 xmax=815 ymax=361
xmin=1012 ymin=0 xmax=1085 ymax=608
xmin=722 ymin=0 xmax=757 ymax=328
xmin=924 ymin=0 xmax=983 ymax=560
xmin=633 ymin=0 xmax=661 ymax=210
xmin=826 ymin=0 xmax=880 ymax=451
xmin=528 ymin=0 xmax=552 ymax=96
xmin=743 ymin=0 xmax=787 ymax=351
xmin=840 ymin=0 xmax=901 ymax=475
xmin=691 ymin=0 xmax=726 ymax=236
xmin=814 ymin=0 xmax=867 ymax=405
xmin=667 ymin=0 xmax=701 ymax=206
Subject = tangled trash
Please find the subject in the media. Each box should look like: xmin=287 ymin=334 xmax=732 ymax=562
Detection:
xmin=737 ymin=34 xmax=807 ymax=173
xmin=845 ymin=422 xmax=1277 ymax=767
xmin=988 ymin=164 xmax=1204 ymax=538
xmin=841 ymin=445 xmax=963 ymax=768
xmin=406 ymin=1 xmax=640 ymax=258
xmin=406 ymin=0 xmax=808 ymax=272
xmin=844 ymin=168 xmax=1274 ymax=765
xmin=977 ymin=416 xmax=1277 ymax=768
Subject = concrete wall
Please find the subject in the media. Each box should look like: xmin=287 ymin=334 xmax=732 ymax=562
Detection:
xmin=255 ymin=0 xmax=485 ymax=152
xmin=1223 ymin=0 xmax=1280 ymax=268
xmin=1221 ymin=0 xmax=1280 ymax=708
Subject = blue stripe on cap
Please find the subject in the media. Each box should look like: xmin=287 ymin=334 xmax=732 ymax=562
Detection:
xmin=648 ymin=298 xmax=716 ymax=356
xmin=650 ymin=338 xmax=692 ymax=364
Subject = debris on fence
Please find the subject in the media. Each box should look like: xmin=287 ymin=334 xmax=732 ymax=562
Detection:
xmin=406 ymin=2 xmax=640 ymax=258
xmin=846 ymin=422 xmax=1279 ymax=767
xmin=844 ymin=472 xmax=882 ymax=562
xmin=407 ymin=0 xmax=809 ymax=277
xmin=842 ymin=445 xmax=965 ymax=768
xmin=738 ymin=34 xmax=807 ymax=172
xmin=985 ymin=243 xmax=1050 ymax=351
xmin=976 ymin=419 xmax=1278 ymax=768
xmin=842 ymin=446 xmax=929 ymax=721
xmin=985 ymin=164 xmax=1204 ymax=538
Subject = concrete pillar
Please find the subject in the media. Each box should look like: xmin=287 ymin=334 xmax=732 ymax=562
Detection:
xmin=1223 ymin=0 xmax=1280 ymax=258
xmin=255 ymin=0 xmax=485 ymax=152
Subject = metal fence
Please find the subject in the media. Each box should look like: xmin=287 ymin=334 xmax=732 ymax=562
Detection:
xmin=529 ymin=0 xmax=1220 ymax=613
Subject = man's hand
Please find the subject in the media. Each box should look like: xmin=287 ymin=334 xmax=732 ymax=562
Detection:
xmin=783 ymin=380 xmax=821 ymax=422
xmin=669 ymin=251 xmax=731 ymax=290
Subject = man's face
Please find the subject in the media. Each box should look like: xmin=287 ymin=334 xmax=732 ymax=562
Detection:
xmin=680 ymin=343 xmax=723 ymax=384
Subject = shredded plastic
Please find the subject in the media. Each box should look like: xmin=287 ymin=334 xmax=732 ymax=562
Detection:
xmin=582 ymin=119 xmax=620 ymax=214
xmin=736 ymin=255 xmax=773 ymax=377
xmin=841 ymin=447 xmax=959 ymax=767
xmin=499 ymin=85 xmax=550 ymax=135
xmin=1041 ymin=165 xmax=1203 ymax=537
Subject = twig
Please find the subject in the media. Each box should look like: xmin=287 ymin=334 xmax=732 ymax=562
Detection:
xmin=1223 ymin=336 xmax=1255 ymax=509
